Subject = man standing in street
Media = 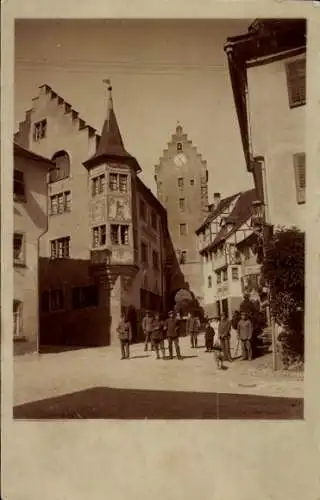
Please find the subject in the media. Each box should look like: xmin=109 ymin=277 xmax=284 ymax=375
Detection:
xmin=218 ymin=312 xmax=232 ymax=361
xmin=237 ymin=312 xmax=253 ymax=360
xmin=142 ymin=311 xmax=153 ymax=351
xmin=151 ymin=313 xmax=166 ymax=360
xmin=117 ymin=312 xmax=132 ymax=360
xmin=164 ymin=310 xmax=183 ymax=360
xmin=188 ymin=312 xmax=201 ymax=348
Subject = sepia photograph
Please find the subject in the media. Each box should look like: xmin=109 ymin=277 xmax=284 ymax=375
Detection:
xmin=12 ymin=18 xmax=306 ymax=420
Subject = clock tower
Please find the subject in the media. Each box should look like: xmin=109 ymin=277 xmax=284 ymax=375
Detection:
xmin=154 ymin=123 xmax=209 ymax=303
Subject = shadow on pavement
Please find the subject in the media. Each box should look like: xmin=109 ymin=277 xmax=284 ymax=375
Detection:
xmin=130 ymin=355 xmax=151 ymax=359
xmin=39 ymin=345 xmax=101 ymax=354
xmin=13 ymin=386 xmax=303 ymax=420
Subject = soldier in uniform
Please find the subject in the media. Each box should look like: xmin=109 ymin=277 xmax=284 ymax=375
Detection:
xmin=116 ymin=312 xmax=132 ymax=360
xmin=164 ymin=310 xmax=183 ymax=360
xmin=142 ymin=311 xmax=153 ymax=351
xmin=188 ymin=312 xmax=201 ymax=348
xmin=237 ymin=312 xmax=253 ymax=360
xmin=151 ymin=313 xmax=166 ymax=360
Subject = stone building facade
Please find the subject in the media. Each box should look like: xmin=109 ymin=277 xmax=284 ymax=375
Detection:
xmin=154 ymin=125 xmax=209 ymax=304
xmin=15 ymin=82 xmax=185 ymax=350
xmin=225 ymin=19 xmax=306 ymax=231
xmin=13 ymin=143 xmax=52 ymax=354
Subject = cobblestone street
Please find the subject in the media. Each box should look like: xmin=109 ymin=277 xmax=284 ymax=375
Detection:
xmin=14 ymin=334 xmax=303 ymax=419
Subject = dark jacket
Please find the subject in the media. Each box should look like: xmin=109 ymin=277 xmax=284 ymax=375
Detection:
xmin=151 ymin=319 xmax=164 ymax=340
xmin=237 ymin=319 xmax=253 ymax=340
xmin=218 ymin=319 xmax=231 ymax=339
xmin=204 ymin=324 xmax=215 ymax=339
xmin=165 ymin=317 xmax=179 ymax=338
xmin=188 ymin=317 xmax=200 ymax=335
xmin=117 ymin=320 xmax=132 ymax=341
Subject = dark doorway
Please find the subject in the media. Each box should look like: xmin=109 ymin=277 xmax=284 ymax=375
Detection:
xmin=222 ymin=298 xmax=229 ymax=318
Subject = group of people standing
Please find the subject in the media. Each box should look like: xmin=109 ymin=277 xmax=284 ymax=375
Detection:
xmin=117 ymin=307 xmax=255 ymax=364
xmin=117 ymin=310 xmax=183 ymax=360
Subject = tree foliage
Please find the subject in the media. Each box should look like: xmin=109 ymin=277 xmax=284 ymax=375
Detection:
xmin=262 ymin=227 xmax=305 ymax=363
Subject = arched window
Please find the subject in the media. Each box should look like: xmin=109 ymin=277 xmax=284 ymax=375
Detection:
xmin=50 ymin=150 xmax=70 ymax=182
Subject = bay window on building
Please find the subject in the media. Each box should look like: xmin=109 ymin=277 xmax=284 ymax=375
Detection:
xmin=110 ymin=224 xmax=129 ymax=245
xmin=92 ymin=225 xmax=106 ymax=248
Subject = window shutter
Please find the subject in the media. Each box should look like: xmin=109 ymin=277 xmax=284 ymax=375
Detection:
xmin=293 ymin=153 xmax=306 ymax=204
xmin=286 ymin=58 xmax=306 ymax=108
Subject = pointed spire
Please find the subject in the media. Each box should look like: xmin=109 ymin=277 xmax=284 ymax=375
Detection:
xmin=83 ymin=80 xmax=141 ymax=172
xmin=103 ymin=79 xmax=114 ymax=115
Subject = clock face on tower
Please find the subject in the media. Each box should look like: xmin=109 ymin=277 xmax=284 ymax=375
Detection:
xmin=173 ymin=153 xmax=187 ymax=167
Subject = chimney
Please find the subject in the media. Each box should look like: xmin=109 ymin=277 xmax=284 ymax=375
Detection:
xmin=213 ymin=192 xmax=221 ymax=207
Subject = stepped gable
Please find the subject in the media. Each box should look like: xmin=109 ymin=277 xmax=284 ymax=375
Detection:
xmin=155 ymin=123 xmax=207 ymax=171
xmin=199 ymin=188 xmax=257 ymax=254
xmin=83 ymin=80 xmax=141 ymax=173
xmin=39 ymin=84 xmax=101 ymax=141
xmin=14 ymin=84 xmax=102 ymax=147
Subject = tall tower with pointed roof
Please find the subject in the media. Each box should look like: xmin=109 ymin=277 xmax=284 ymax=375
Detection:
xmin=155 ymin=124 xmax=209 ymax=302
xmin=83 ymin=80 xmax=140 ymax=268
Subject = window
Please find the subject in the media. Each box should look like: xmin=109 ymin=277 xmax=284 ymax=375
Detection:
xmin=120 ymin=225 xmax=129 ymax=245
xmin=179 ymin=223 xmax=187 ymax=236
xmin=178 ymin=177 xmax=184 ymax=188
xmin=177 ymin=142 xmax=183 ymax=152
xmin=151 ymin=210 xmax=157 ymax=230
xmin=33 ymin=119 xmax=47 ymax=141
xmin=110 ymin=224 xmax=119 ymax=245
xmin=243 ymin=246 xmax=250 ymax=260
xmin=208 ymin=275 xmax=212 ymax=288
xmin=109 ymin=173 xmax=118 ymax=191
xmin=13 ymin=170 xmax=25 ymax=201
xmin=119 ymin=174 xmax=128 ymax=193
xmin=286 ymin=58 xmax=306 ymax=108
xmin=92 ymin=174 xmax=105 ymax=196
xmin=13 ymin=233 xmax=25 ymax=266
xmin=216 ymin=272 xmax=221 ymax=285
xmin=50 ymin=191 xmax=71 ymax=215
xmin=50 ymin=151 xmax=70 ymax=182
xmin=50 ymin=237 xmax=70 ymax=259
xmin=65 ymin=191 xmax=71 ymax=212
xmin=57 ymin=193 xmax=64 ymax=214
xmin=108 ymin=173 xmax=128 ymax=192
xmin=141 ymin=241 xmax=148 ymax=266
xmin=13 ymin=300 xmax=23 ymax=338
xmin=92 ymin=225 xmax=106 ymax=248
xmin=180 ymin=250 xmax=187 ymax=264
xmin=152 ymin=250 xmax=159 ymax=270
xmin=72 ymin=285 xmax=99 ymax=310
xmin=110 ymin=224 xmax=129 ymax=245
xmin=190 ymin=179 xmax=195 ymax=186
xmin=41 ymin=289 xmax=64 ymax=312
xmin=232 ymin=267 xmax=239 ymax=281
xmin=140 ymin=199 xmax=147 ymax=221
xmin=179 ymin=198 xmax=185 ymax=211
xmin=293 ymin=152 xmax=306 ymax=204
xmin=222 ymin=268 xmax=228 ymax=282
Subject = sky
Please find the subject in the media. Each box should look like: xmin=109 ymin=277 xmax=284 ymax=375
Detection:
xmin=14 ymin=19 xmax=254 ymax=200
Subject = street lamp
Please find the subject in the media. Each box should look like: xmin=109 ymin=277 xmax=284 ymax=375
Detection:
xmin=251 ymin=200 xmax=277 ymax=371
